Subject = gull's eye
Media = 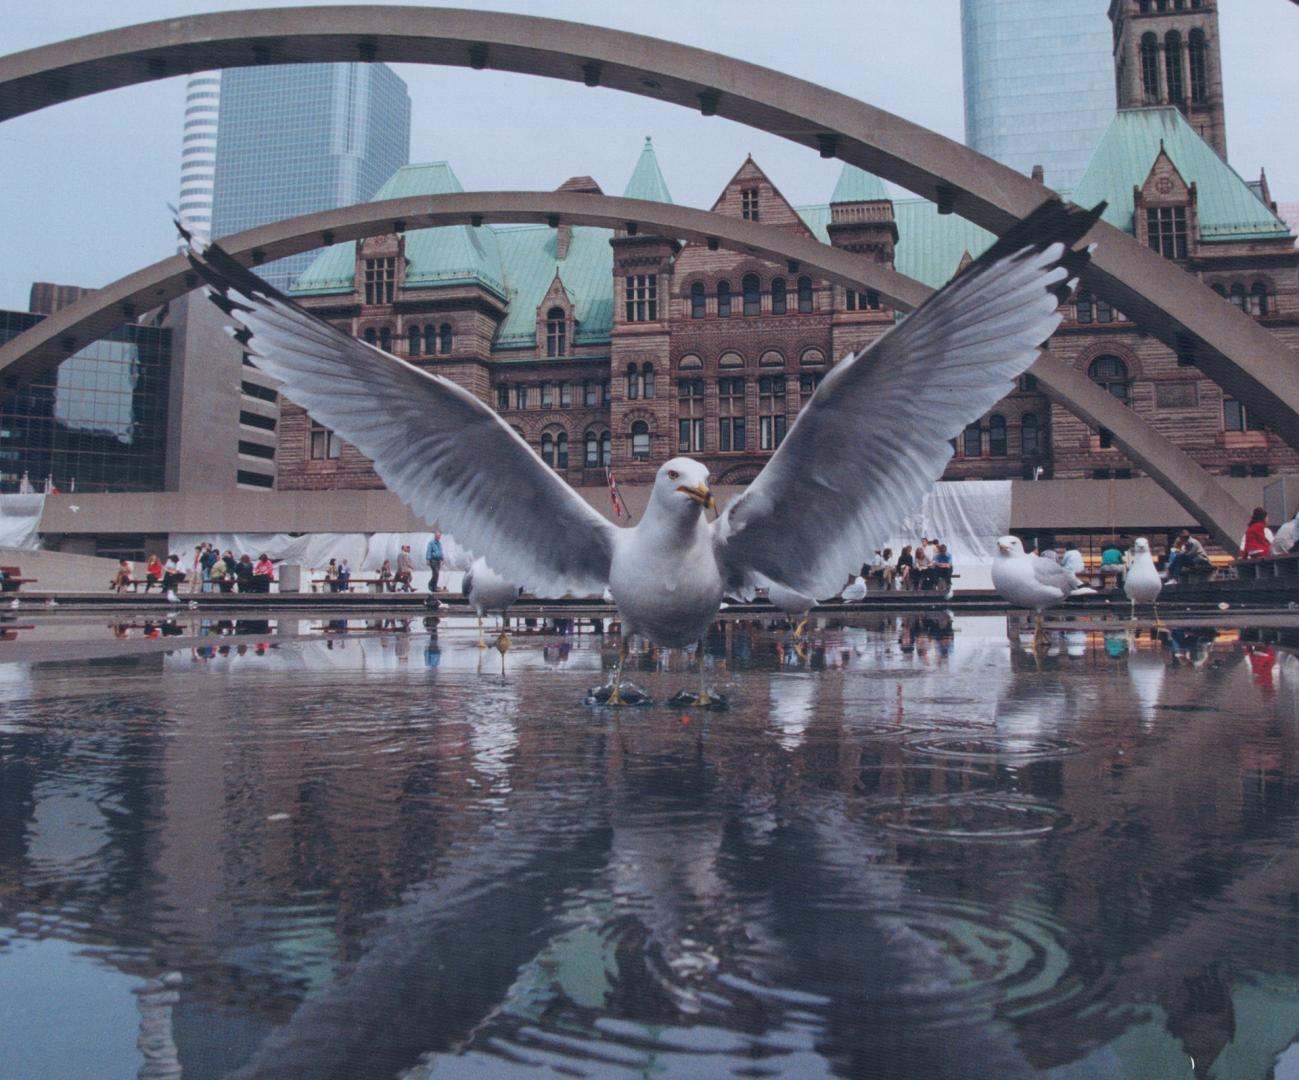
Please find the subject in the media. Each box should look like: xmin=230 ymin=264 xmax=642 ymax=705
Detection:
xmin=667 ymin=469 xmax=679 ymax=481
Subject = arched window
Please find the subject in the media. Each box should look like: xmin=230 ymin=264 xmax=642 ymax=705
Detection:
xmin=407 ymin=325 xmax=421 ymax=355
xmin=556 ymin=433 xmax=569 ymax=469
xmin=631 ymin=421 xmax=650 ymax=461
xmin=439 ymin=323 xmax=453 ymax=354
xmin=585 ymin=430 xmax=599 ymax=467
xmin=1188 ymin=29 xmax=1208 ymax=103
xmin=601 ymin=430 xmax=612 ymax=467
xmin=641 ymin=363 xmax=655 ymax=399
xmin=379 ymin=326 xmax=392 ymax=353
xmin=626 ymin=362 xmax=639 ymax=400
xmin=540 ymin=433 xmax=554 ymax=467
xmin=1088 ymin=356 xmax=1130 ymax=404
xmin=963 ymin=422 xmax=981 ymax=458
xmin=1250 ymin=282 xmax=1269 ymax=316
xmin=424 ymin=324 xmax=437 ymax=354
xmin=1141 ymin=33 xmax=1160 ymax=100
xmin=742 ymin=273 xmax=761 ymax=316
xmin=546 ymin=307 xmax=566 ymax=357
xmin=988 ymin=414 xmax=1008 ymax=457
xmin=363 ymin=327 xmax=377 ymax=345
xmin=771 ymin=277 xmax=787 ymax=315
xmin=797 ymin=276 xmax=814 ymax=313
xmin=1021 ymin=414 xmax=1040 ymax=456
xmin=1229 ymin=283 xmax=1246 ymax=310
xmin=690 ymin=281 xmax=706 ymax=319
xmin=1076 ymin=290 xmax=1094 ymax=323
xmin=717 ymin=281 xmax=732 ymax=318
xmin=1165 ymin=31 xmax=1184 ymax=102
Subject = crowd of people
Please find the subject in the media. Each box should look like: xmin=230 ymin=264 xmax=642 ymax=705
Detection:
xmin=861 ymin=536 xmax=955 ymax=592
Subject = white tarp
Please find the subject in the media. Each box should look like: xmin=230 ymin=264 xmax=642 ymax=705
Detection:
xmin=168 ymin=531 xmax=475 ymax=572
xmin=887 ymin=480 xmax=1012 ymax=591
xmin=0 ymin=494 xmax=45 ymax=551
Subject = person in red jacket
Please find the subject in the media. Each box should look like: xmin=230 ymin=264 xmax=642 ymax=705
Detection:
xmin=1241 ymin=507 xmax=1274 ymax=558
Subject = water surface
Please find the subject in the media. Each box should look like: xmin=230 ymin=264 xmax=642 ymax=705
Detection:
xmin=3 ymin=613 xmax=1299 ymax=1079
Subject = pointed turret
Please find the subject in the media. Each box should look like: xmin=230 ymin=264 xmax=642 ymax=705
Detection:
xmin=622 ymin=137 xmax=673 ymax=204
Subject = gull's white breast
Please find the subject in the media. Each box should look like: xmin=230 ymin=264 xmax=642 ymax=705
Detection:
xmin=609 ymin=522 xmax=724 ymax=648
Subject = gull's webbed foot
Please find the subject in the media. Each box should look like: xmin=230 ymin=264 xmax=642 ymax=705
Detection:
xmin=586 ymin=681 xmax=652 ymax=707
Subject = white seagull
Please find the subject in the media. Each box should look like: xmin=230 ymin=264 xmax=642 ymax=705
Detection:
xmin=461 ymin=556 xmax=521 ymax=649
xmin=180 ymin=200 xmax=1100 ymax=704
xmin=1123 ymin=537 xmax=1164 ymax=623
xmin=992 ymin=535 xmax=1092 ymax=645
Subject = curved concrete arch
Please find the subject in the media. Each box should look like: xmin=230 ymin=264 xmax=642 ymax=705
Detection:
xmin=0 ymin=190 xmax=1249 ymax=548
xmin=1 ymin=6 xmax=1296 ymax=453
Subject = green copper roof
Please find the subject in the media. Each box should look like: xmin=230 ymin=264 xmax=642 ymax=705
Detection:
xmin=1073 ymin=108 xmax=1292 ymax=242
xmin=493 ymin=224 xmax=614 ymax=350
xmin=831 ymin=164 xmax=888 ymax=204
xmin=622 ymin=137 xmax=673 ymax=204
xmin=290 ymin=162 xmax=507 ymax=298
xmin=797 ymin=199 xmax=995 ymax=290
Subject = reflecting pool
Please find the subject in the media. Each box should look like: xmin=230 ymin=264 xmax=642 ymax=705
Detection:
xmin=3 ymin=612 xmax=1299 ymax=1079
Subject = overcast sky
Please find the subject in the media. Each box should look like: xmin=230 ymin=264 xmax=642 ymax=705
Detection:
xmin=3 ymin=0 xmax=1297 ymax=310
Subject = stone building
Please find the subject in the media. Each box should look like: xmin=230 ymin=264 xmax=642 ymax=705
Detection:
xmin=275 ymin=0 xmax=1296 ymax=502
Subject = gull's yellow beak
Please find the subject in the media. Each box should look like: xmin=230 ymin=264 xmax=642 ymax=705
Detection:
xmin=677 ymin=483 xmax=715 ymax=512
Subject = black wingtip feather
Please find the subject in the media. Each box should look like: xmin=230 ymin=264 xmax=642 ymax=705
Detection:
xmin=960 ymin=199 xmax=1106 ymax=301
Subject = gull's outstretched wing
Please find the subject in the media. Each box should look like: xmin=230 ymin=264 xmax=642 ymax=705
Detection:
xmin=714 ymin=199 xmax=1102 ymax=600
xmin=183 ymin=233 xmax=616 ymax=597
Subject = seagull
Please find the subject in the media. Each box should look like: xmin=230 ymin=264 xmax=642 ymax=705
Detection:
xmin=179 ymin=199 xmax=1101 ymax=704
xmin=992 ymin=535 xmax=1093 ymax=646
xmin=841 ymin=576 xmax=868 ymax=602
xmin=462 ymin=556 xmax=521 ymax=649
xmin=1123 ymin=537 xmax=1164 ymax=623
xmin=767 ymin=582 xmax=816 ymax=647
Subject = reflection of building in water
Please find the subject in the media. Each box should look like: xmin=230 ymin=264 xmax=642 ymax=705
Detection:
xmin=0 ymin=308 xmax=170 ymax=493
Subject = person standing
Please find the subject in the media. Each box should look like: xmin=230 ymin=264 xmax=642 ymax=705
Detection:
xmin=324 ymin=558 xmax=340 ymax=593
xmin=396 ymin=545 xmax=414 ymax=592
xmin=337 ymin=558 xmax=352 ymax=593
xmin=425 ymin=532 xmax=444 ymax=593
xmin=380 ymin=559 xmax=394 ymax=592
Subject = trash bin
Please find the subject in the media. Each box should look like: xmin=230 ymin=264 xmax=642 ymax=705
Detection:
xmin=279 ymin=564 xmax=302 ymax=593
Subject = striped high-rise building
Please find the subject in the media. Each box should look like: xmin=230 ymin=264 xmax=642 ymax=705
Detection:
xmin=176 ymin=72 xmax=221 ymax=240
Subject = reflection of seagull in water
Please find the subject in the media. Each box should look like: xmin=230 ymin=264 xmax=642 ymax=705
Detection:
xmin=1124 ymin=537 xmax=1163 ymax=624
xmin=180 ymin=200 xmax=1099 ymax=705
xmin=992 ymin=536 xmax=1093 ymax=647
xmin=462 ymin=556 xmax=520 ymax=650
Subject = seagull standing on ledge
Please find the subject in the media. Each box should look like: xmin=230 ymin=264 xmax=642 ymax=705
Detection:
xmin=180 ymin=199 xmax=1101 ymax=704
xmin=1124 ymin=537 xmax=1164 ymax=623
xmin=992 ymin=535 xmax=1094 ymax=646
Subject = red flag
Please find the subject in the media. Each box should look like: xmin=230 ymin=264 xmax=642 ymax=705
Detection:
xmin=607 ymin=467 xmax=632 ymax=522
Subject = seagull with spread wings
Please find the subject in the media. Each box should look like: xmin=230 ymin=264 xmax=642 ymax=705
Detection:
xmin=181 ymin=199 xmax=1100 ymax=705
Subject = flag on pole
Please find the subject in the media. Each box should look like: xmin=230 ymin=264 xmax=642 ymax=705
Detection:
xmin=606 ymin=467 xmax=632 ymax=522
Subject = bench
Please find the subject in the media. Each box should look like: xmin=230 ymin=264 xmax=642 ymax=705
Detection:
xmin=1232 ymin=552 xmax=1299 ymax=583
xmin=310 ymin=576 xmax=418 ymax=593
xmin=1 ymin=565 xmax=38 ymax=592
xmin=110 ymin=572 xmax=188 ymax=593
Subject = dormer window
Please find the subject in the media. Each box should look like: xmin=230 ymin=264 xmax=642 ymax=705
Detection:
xmin=741 ymin=188 xmax=759 ymax=221
xmin=1147 ymin=206 xmax=1188 ymax=259
xmin=546 ymin=307 xmax=567 ymax=357
xmin=363 ymin=258 xmax=396 ymax=305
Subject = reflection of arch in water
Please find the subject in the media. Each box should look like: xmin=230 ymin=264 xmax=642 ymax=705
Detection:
xmin=3 ymin=6 xmax=1296 ymax=456
xmin=0 ymin=191 xmax=1250 ymax=549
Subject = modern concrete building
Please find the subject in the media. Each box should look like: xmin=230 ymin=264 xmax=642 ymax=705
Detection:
xmin=210 ymin=63 xmax=411 ymax=290
xmin=961 ymin=0 xmax=1116 ymax=189
xmin=177 ymin=72 xmax=221 ymax=241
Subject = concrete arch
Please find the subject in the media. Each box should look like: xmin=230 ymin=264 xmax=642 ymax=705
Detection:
xmin=0 ymin=190 xmax=1250 ymax=548
xmin=1 ymin=6 xmax=1295 ymax=453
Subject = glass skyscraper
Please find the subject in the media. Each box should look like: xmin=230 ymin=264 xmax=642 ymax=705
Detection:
xmin=961 ymin=0 xmax=1115 ymax=191
xmin=211 ymin=63 xmax=411 ymax=290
